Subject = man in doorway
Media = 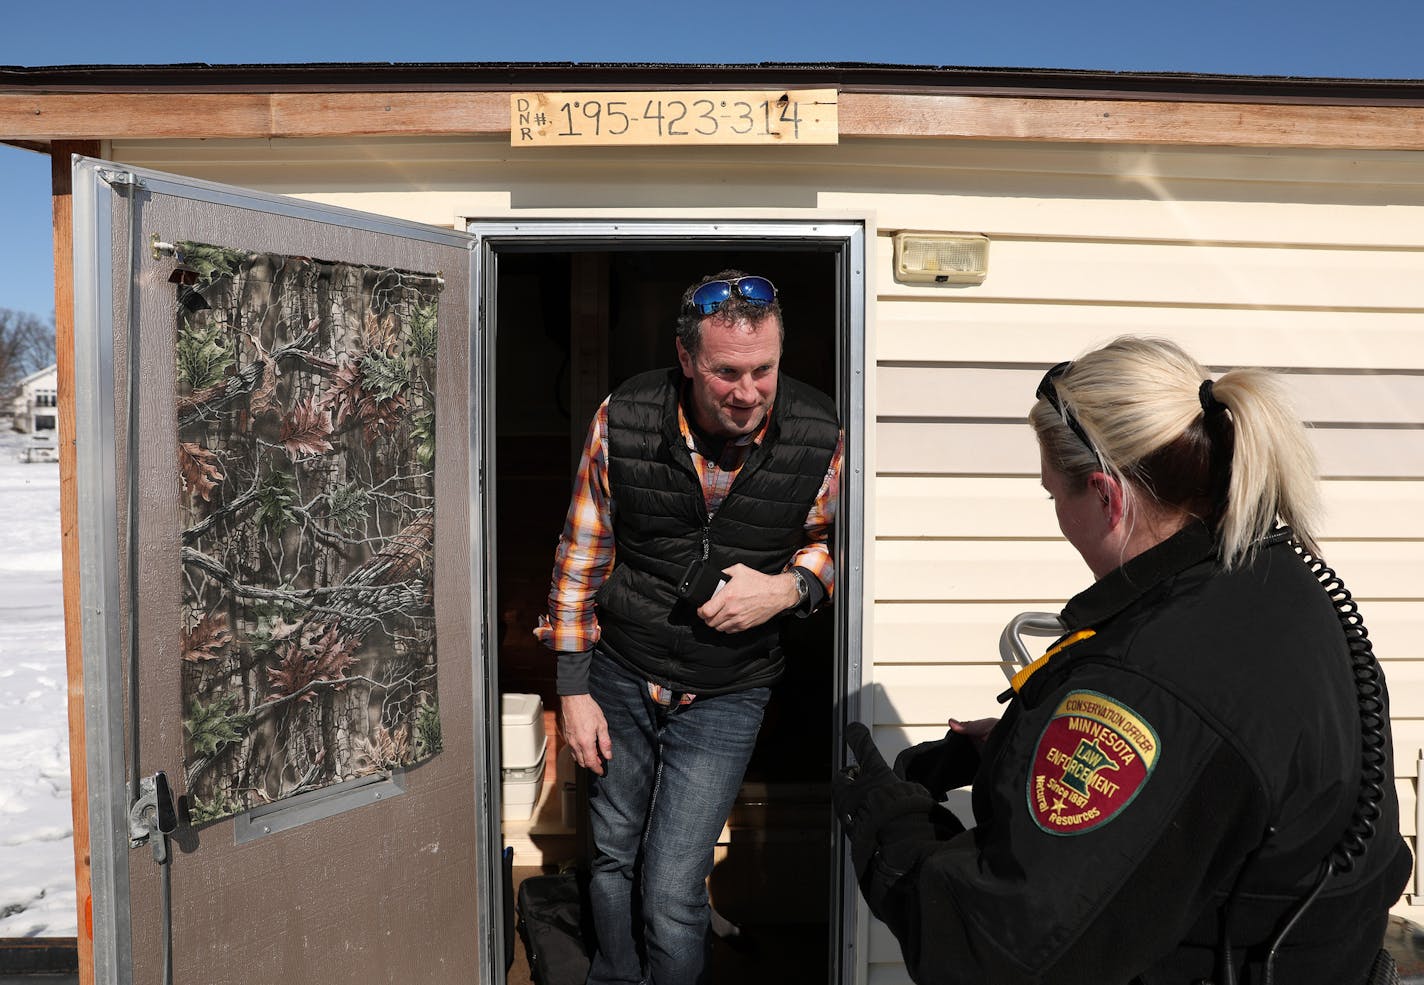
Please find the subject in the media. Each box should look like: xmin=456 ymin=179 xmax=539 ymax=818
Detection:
xmin=535 ymin=269 xmax=842 ymax=984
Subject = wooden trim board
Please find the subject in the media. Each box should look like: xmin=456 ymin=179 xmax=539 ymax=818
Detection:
xmin=5 ymin=91 xmax=1424 ymax=150
xmin=52 ymin=139 xmax=100 ymax=985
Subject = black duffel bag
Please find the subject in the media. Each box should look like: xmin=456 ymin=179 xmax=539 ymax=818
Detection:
xmin=516 ymin=870 xmax=594 ymax=985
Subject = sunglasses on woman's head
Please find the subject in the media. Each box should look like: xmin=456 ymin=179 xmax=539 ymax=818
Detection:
xmin=1037 ymin=361 xmax=1102 ymax=465
xmin=687 ymin=276 xmax=778 ymax=315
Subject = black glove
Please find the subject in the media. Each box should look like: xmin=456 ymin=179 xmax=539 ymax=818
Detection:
xmin=832 ymin=722 xmax=900 ymax=823
xmin=892 ymin=728 xmax=980 ymax=800
xmin=834 ymin=723 xmax=941 ymax=877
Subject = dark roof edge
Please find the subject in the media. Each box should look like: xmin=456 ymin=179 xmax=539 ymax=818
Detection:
xmin=2 ymin=61 xmax=1423 ymax=105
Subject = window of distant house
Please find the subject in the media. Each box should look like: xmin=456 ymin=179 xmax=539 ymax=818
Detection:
xmin=34 ymin=390 xmax=56 ymax=408
xmin=34 ymin=415 xmax=56 ymax=431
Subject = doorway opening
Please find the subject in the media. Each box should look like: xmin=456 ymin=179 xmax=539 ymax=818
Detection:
xmin=478 ymin=226 xmax=863 ymax=984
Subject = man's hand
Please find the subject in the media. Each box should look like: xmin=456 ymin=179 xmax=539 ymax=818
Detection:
xmin=560 ymin=693 xmax=612 ymax=776
xmin=696 ymin=564 xmax=799 ymax=633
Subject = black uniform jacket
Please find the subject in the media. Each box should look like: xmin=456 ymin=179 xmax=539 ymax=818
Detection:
xmin=854 ymin=523 xmax=1412 ymax=985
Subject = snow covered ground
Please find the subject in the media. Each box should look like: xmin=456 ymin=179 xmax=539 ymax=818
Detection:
xmin=0 ymin=430 xmax=76 ymax=937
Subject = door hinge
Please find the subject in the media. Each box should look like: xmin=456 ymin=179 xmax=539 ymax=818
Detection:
xmin=96 ymin=168 xmax=144 ymax=190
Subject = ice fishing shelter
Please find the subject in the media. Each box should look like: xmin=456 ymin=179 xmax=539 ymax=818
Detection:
xmin=2 ymin=61 xmax=1423 ymax=985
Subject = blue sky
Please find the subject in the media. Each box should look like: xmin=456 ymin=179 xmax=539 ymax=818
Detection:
xmin=2 ymin=0 xmax=1421 ymax=321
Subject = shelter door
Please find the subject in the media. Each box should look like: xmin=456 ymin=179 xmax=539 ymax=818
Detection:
xmin=70 ymin=158 xmax=495 ymax=985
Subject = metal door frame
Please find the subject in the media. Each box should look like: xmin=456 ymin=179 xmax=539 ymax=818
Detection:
xmin=466 ymin=217 xmax=869 ymax=985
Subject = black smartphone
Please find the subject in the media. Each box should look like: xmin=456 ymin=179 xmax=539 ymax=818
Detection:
xmin=678 ymin=557 xmax=727 ymax=607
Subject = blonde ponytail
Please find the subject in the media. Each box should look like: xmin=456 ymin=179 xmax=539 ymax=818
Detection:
xmin=1209 ymin=368 xmax=1321 ymax=565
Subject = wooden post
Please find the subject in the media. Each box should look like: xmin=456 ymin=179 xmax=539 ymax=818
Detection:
xmin=52 ymin=138 xmax=100 ymax=985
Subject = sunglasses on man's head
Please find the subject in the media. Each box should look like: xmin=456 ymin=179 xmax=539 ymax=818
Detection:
xmin=1037 ymin=360 xmax=1102 ymax=464
xmin=687 ymin=276 xmax=778 ymax=315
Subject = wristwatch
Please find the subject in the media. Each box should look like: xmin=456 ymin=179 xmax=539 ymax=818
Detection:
xmin=789 ymin=568 xmax=810 ymax=611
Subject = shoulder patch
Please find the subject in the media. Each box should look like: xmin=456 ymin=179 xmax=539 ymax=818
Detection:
xmin=1026 ymin=689 xmax=1160 ymax=836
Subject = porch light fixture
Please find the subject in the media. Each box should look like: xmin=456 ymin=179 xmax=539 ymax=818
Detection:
xmin=893 ymin=232 xmax=989 ymax=284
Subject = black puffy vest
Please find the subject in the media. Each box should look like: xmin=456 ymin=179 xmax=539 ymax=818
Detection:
xmin=596 ymin=367 xmax=839 ymax=695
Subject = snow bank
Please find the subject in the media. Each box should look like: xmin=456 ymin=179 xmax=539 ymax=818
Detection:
xmin=0 ymin=431 xmax=76 ymax=937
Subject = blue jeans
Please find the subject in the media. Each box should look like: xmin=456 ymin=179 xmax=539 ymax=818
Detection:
xmin=585 ymin=656 xmax=770 ymax=985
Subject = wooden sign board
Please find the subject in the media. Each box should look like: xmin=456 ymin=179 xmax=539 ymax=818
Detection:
xmin=511 ymin=89 xmax=838 ymax=146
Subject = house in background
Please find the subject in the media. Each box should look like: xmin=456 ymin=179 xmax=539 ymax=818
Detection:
xmin=11 ymin=363 xmax=59 ymax=434
xmin=10 ymin=364 xmax=59 ymax=463
xmin=11 ymin=364 xmax=59 ymax=461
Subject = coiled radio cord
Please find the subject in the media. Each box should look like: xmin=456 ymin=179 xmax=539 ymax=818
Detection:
xmin=1260 ymin=543 xmax=1392 ymax=985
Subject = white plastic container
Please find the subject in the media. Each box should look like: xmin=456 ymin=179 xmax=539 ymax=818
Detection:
xmin=502 ymin=745 xmax=547 ymax=821
xmin=500 ymin=692 xmax=546 ymax=771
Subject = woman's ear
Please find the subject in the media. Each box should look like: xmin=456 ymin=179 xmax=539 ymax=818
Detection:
xmin=1088 ymin=472 xmax=1126 ymax=530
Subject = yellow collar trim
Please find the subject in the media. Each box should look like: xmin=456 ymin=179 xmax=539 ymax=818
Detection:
xmin=1009 ymin=629 xmax=1097 ymax=694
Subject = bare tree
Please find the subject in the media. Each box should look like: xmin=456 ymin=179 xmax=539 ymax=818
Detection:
xmin=0 ymin=308 xmax=56 ymax=391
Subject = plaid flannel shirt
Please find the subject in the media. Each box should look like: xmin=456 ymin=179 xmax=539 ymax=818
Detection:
xmin=535 ymin=392 xmax=841 ymax=702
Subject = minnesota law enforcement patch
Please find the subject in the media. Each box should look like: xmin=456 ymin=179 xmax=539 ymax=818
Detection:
xmin=1027 ymin=689 xmax=1160 ymax=835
